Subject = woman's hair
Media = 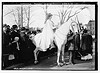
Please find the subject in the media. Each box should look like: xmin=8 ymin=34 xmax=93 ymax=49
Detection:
xmin=44 ymin=13 xmax=53 ymax=23
xmin=47 ymin=13 xmax=52 ymax=19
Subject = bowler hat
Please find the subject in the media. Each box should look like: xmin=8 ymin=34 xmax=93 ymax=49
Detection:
xmin=12 ymin=25 xmax=18 ymax=29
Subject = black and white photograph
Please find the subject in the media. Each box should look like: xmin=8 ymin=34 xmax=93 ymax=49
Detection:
xmin=1 ymin=1 xmax=98 ymax=71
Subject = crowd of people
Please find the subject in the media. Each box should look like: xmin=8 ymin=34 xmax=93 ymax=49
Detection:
xmin=65 ymin=26 xmax=93 ymax=65
xmin=2 ymin=24 xmax=38 ymax=69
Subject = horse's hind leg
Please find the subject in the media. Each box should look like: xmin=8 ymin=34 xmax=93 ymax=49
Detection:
xmin=34 ymin=47 xmax=39 ymax=64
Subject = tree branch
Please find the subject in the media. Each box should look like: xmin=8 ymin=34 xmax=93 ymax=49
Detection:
xmin=24 ymin=8 xmax=28 ymax=19
xmin=12 ymin=10 xmax=18 ymax=25
xmin=3 ymin=10 xmax=13 ymax=17
xmin=63 ymin=6 xmax=74 ymax=23
xmin=66 ymin=7 xmax=86 ymax=22
xmin=29 ymin=20 xmax=35 ymax=25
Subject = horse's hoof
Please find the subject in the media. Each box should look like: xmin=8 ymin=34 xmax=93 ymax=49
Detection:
xmin=57 ymin=64 xmax=62 ymax=67
xmin=34 ymin=60 xmax=39 ymax=65
xmin=57 ymin=63 xmax=63 ymax=67
xmin=62 ymin=61 xmax=66 ymax=65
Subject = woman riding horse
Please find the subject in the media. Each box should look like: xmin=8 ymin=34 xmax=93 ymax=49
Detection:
xmin=33 ymin=13 xmax=55 ymax=64
xmin=30 ymin=14 xmax=81 ymax=66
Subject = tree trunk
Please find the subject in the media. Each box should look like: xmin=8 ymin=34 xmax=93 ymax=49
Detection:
xmin=21 ymin=6 xmax=23 ymax=28
xmin=27 ymin=6 xmax=30 ymax=29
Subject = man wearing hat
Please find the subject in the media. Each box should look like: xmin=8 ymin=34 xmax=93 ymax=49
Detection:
xmin=2 ymin=24 xmax=11 ymax=68
xmin=81 ymin=28 xmax=93 ymax=59
xmin=10 ymin=25 xmax=20 ymax=64
xmin=19 ymin=27 xmax=35 ymax=63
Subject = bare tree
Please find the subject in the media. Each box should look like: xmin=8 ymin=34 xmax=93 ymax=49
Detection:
xmin=3 ymin=10 xmax=13 ymax=17
xmin=57 ymin=4 xmax=87 ymax=26
xmin=20 ymin=5 xmax=23 ymax=27
xmin=23 ymin=5 xmax=38 ymax=28
xmin=39 ymin=4 xmax=49 ymax=23
xmin=27 ymin=6 xmax=30 ymax=28
xmin=3 ymin=6 xmax=22 ymax=28
xmin=24 ymin=5 xmax=31 ymax=28
xmin=3 ymin=5 xmax=34 ymax=28
xmin=16 ymin=7 xmax=21 ymax=28
xmin=12 ymin=9 xmax=18 ymax=25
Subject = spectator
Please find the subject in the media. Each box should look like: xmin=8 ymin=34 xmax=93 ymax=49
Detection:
xmin=2 ymin=24 xmax=11 ymax=68
xmin=66 ymin=30 xmax=76 ymax=65
xmin=10 ymin=25 xmax=20 ymax=64
xmin=19 ymin=27 xmax=36 ymax=63
xmin=81 ymin=29 xmax=93 ymax=56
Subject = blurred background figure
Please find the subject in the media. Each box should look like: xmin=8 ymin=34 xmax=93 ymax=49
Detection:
xmin=66 ymin=30 xmax=76 ymax=65
xmin=80 ymin=27 xmax=93 ymax=60
xmin=19 ymin=27 xmax=36 ymax=63
xmin=2 ymin=24 xmax=11 ymax=68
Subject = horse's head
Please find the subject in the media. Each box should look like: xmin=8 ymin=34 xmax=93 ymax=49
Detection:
xmin=70 ymin=22 xmax=79 ymax=34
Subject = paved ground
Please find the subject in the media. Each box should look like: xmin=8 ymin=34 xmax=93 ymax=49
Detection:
xmin=5 ymin=53 xmax=95 ymax=71
xmin=5 ymin=42 xmax=96 ymax=71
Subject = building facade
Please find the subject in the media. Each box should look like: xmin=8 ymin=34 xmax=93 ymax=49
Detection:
xmin=87 ymin=20 xmax=95 ymax=35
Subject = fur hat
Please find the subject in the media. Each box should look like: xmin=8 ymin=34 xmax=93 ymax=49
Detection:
xmin=12 ymin=25 xmax=18 ymax=29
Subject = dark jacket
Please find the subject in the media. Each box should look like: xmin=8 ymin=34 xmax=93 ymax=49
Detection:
xmin=67 ymin=33 xmax=80 ymax=51
xmin=19 ymin=34 xmax=36 ymax=62
xmin=81 ymin=33 xmax=93 ymax=54
xmin=73 ymin=33 xmax=80 ymax=51
xmin=10 ymin=30 xmax=20 ymax=42
xmin=3 ymin=32 xmax=11 ymax=54
xmin=10 ymin=30 xmax=20 ymax=53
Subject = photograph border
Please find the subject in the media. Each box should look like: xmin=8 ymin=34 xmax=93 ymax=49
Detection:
xmin=1 ymin=2 xmax=98 ymax=71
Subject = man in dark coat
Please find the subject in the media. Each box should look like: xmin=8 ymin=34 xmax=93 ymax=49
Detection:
xmin=10 ymin=25 xmax=20 ymax=64
xmin=2 ymin=24 xmax=11 ymax=68
xmin=19 ymin=27 xmax=36 ymax=63
xmin=81 ymin=29 xmax=93 ymax=56
xmin=66 ymin=30 xmax=76 ymax=65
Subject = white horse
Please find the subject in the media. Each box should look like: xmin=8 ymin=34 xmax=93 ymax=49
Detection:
xmin=29 ymin=19 xmax=79 ymax=66
xmin=54 ymin=19 xmax=79 ymax=66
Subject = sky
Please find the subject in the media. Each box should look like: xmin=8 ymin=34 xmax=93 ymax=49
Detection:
xmin=3 ymin=4 xmax=95 ymax=28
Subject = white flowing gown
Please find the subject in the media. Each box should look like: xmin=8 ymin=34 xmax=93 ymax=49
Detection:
xmin=34 ymin=19 xmax=54 ymax=51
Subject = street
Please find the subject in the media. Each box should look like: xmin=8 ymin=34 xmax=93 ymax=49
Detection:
xmin=6 ymin=52 xmax=95 ymax=71
xmin=5 ymin=42 xmax=96 ymax=71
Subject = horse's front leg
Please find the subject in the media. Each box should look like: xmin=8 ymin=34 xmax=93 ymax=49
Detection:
xmin=61 ymin=44 xmax=66 ymax=65
xmin=34 ymin=47 xmax=39 ymax=64
xmin=57 ymin=48 xmax=61 ymax=66
xmin=57 ymin=47 xmax=64 ymax=67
